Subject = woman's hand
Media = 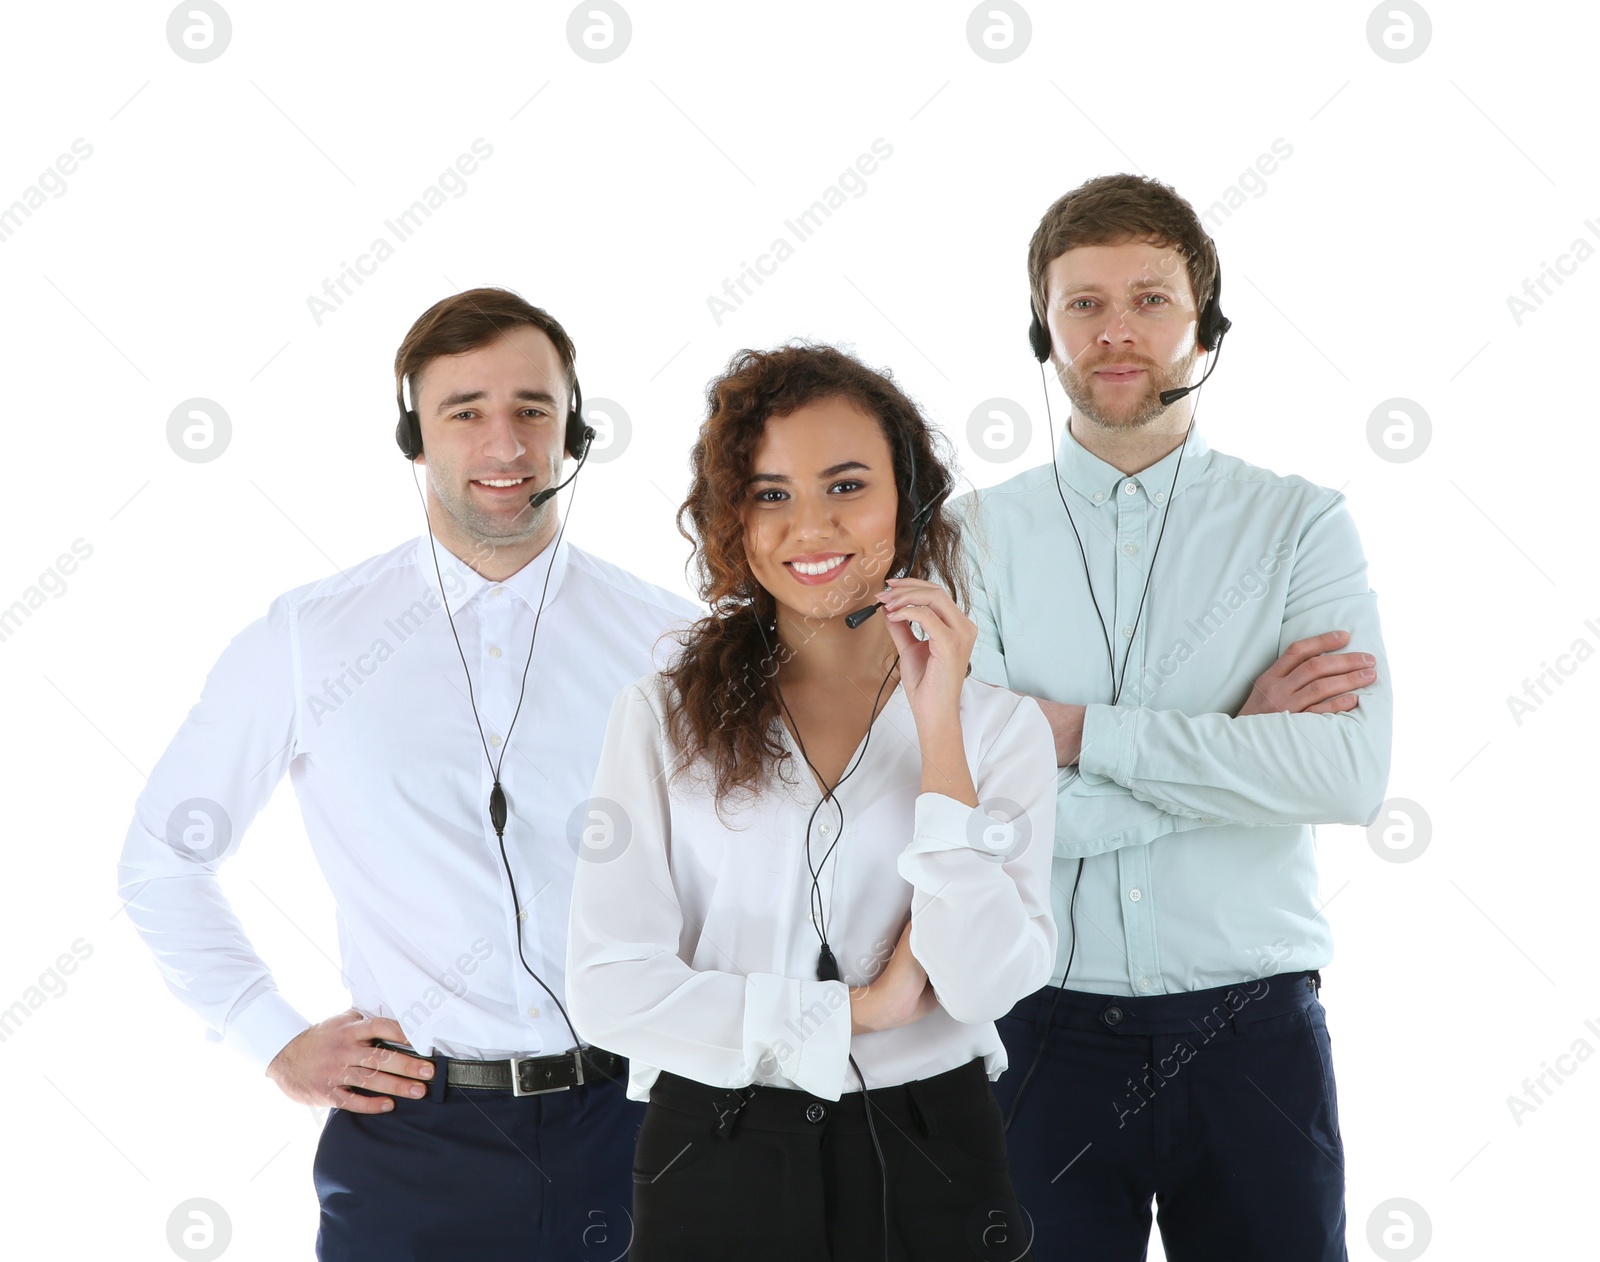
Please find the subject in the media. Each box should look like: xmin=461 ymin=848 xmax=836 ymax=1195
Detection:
xmin=880 ymin=577 xmax=979 ymax=804
xmin=850 ymin=921 xmax=939 ymax=1035
xmin=879 ymin=577 xmax=975 ymax=730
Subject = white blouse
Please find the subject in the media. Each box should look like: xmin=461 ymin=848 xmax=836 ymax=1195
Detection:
xmin=566 ymin=670 xmax=1059 ymax=1102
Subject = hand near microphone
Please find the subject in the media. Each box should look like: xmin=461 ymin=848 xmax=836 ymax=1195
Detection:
xmin=879 ymin=577 xmax=980 ymax=807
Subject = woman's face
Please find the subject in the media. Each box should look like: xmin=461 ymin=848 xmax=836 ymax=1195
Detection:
xmin=741 ymin=395 xmax=901 ymax=629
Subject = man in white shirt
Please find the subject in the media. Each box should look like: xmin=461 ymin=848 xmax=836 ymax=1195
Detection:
xmin=963 ymin=176 xmax=1392 ymax=1260
xmin=117 ymin=287 xmax=698 ymax=1260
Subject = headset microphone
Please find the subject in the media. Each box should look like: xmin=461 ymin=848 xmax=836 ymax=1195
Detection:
xmin=527 ymin=425 xmax=595 ymax=509
xmin=1157 ymin=330 xmax=1226 ymax=406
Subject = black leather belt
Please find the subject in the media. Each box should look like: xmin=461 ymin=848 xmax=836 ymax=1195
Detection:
xmin=447 ymin=1046 xmax=623 ymax=1096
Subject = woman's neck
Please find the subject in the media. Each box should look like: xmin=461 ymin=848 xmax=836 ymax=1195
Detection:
xmin=772 ymin=607 xmax=898 ymax=691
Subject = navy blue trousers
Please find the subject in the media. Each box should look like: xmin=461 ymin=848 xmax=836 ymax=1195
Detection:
xmin=313 ymin=1052 xmax=644 ymax=1261
xmin=989 ymin=973 xmax=1347 ymax=1262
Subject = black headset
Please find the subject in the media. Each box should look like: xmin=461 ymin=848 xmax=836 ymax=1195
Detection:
xmin=1028 ymin=261 xmax=1231 ymax=363
xmin=395 ymin=370 xmax=591 ymax=462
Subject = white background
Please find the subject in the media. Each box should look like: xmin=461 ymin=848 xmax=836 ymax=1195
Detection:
xmin=1 ymin=2 xmax=1595 ymax=1259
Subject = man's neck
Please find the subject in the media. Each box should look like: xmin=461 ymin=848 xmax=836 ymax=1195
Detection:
xmin=1068 ymin=411 xmax=1193 ymax=477
xmin=427 ymin=514 xmax=559 ymax=583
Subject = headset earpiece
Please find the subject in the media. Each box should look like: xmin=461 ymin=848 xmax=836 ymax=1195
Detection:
xmin=564 ymin=376 xmax=592 ymax=461
xmin=1027 ymin=304 xmax=1051 ymax=363
xmin=396 ymin=377 xmax=423 ymax=461
xmin=1197 ymin=267 xmax=1232 ymax=353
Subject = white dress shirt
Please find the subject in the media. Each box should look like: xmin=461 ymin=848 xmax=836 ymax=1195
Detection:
xmin=117 ymin=531 xmax=699 ymax=1069
xmin=566 ymin=671 xmax=1059 ymax=1102
xmin=958 ymin=423 xmax=1392 ymax=996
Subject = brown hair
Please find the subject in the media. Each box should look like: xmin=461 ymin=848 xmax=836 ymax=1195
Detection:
xmin=1027 ymin=174 xmax=1220 ymax=326
xmin=663 ymin=343 xmax=967 ymax=807
xmin=393 ymin=286 xmax=577 ymax=409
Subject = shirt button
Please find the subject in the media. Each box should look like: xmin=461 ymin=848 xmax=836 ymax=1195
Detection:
xmin=805 ymin=1102 xmax=827 ymax=1124
xmin=489 ymin=587 xmax=503 ymax=599
xmin=1092 ymin=491 xmax=1105 ymax=504
xmin=1122 ymin=625 xmax=1135 ymax=638
xmin=1123 ymin=543 xmax=1137 ymax=555
xmin=489 ymin=645 xmax=502 ymax=658
xmin=490 ymin=734 xmax=503 ymax=747
xmin=1124 ymin=481 xmax=1138 ymax=495
xmin=1137 ymin=977 xmax=1152 ymax=991
xmin=1128 ymin=888 xmax=1142 ymax=902
xmin=1154 ymin=491 xmax=1166 ymax=504
xmin=818 ymin=822 xmax=833 ymax=837
xmin=518 ymin=908 xmax=529 ymax=922
xmin=527 ymin=1006 xmax=539 ymax=1019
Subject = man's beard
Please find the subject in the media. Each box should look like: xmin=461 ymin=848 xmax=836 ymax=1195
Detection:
xmin=1057 ymin=348 xmax=1200 ymax=430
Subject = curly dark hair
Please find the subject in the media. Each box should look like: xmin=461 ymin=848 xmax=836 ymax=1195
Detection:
xmin=662 ymin=343 xmax=967 ymax=808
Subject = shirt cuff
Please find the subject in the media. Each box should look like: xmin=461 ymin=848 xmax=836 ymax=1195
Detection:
xmin=221 ymin=989 xmax=313 ymax=1073
xmin=743 ymin=973 xmax=853 ymax=1100
xmin=899 ymin=791 xmax=996 ymax=858
xmin=1078 ymin=702 xmax=1139 ymax=784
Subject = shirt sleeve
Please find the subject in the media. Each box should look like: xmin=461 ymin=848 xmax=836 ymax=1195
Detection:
xmin=115 ymin=596 xmax=313 ymax=1072
xmin=1076 ymin=493 xmax=1393 ymax=829
xmin=566 ymin=681 xmax=854 ymax=1100
xmin=895 ymin=690 xmax=1058 ymax=1025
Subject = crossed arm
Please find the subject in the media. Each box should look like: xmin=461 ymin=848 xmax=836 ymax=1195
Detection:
xmin=969 ymin=496 xmax=1393 ymax=859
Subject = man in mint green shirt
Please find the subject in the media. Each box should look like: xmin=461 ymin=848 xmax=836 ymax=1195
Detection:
xmin=966 ymin=173 xmax=1390 ymax=1262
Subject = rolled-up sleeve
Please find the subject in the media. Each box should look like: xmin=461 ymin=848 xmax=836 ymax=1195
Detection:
xmin=896 ymin=692 xmax=1058 ymax=1024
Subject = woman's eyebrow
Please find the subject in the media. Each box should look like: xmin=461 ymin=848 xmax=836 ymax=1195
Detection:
xmin=749 ymin=460 xmax=873 ymax=485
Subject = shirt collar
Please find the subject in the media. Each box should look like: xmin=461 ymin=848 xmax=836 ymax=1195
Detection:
xmin=1054 ymin=420 xmax=1212 ymax=506
xmin=411 ymin=529 xmax=572 ymax=613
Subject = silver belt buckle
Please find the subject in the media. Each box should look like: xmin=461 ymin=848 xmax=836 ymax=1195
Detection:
xmin=508 ymin=1050 xmax=585 ymax=1096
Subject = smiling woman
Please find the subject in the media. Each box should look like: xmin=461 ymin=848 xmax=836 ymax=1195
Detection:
xmin=566 ymin=343 xmax=1058 ymax=1261
xmin=663 ymin=343 xmax=967 ymax=805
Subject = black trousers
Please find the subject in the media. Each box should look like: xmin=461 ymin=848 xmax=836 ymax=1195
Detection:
xmin=990 ymin=972 xmax=1347 ymax=1262
xmin=313 ymin=1051 xmax=643 ymax=1261
xmin=630 ymin=1057 xmax=1033 ymax=1262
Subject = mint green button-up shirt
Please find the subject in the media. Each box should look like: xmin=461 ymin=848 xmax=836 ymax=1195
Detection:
xmin=956 ymin=424 xmax=1393 ymax=996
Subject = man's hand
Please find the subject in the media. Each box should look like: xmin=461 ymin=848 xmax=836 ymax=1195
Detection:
xmin=850 ymin=922 xmax=939 ymax=1035
xmin=1236 ymin=630 xmax=1376 ymax=717
xmin=266 ymin=1009 xmax=433 ymax=1113
xmin=1033 ymin=697 xmax=1087 ymax=767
